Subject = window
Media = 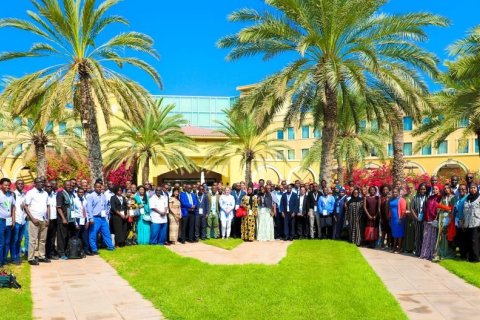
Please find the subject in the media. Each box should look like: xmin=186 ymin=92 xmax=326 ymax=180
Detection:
xmin=287 ymin=127 xmax=295 ymax=140
xmin=0 ymin=141 xmax=3 ymax=149
xmin=403 ymin=117 xmax=413 ymax=131
xmin=74 ymin=127 xmax=83 ymax=137
xmin=475 ymin=139 xmax=479 ymax=154
xmin=276 ymin=130 xmax=284 ymax=140
xmin=421 ymin=144 xmax=432 ymax=155
xmin=45 ymin=121 xmax=53 ymax=133
xmin=59 ymin=122 xmax=67 ymax=135
xmin=287 ymin=149 xmax=295 ymax=160
xmin=13 ymin=117 xmax=22 ymax=126
xmin=370 ymin=148 xmax=377 ymax=157
xmin=437 ymin=141 xmax=448 ymax=154
xmin=422 ymin=117 xmax=431 ymax=125
xmin=301 ymin=126 xmax=310 ymax=139
xmin=276 ymin=150 xmax=284 ymax=160
xmin=13 ymin=144 xmax=22 ymax=156
xmin=457 ymin=139 xmax=469 ymax=154
xmin=313 ymin=129 xmax=321 ymax=138
xmin=27 ymin=118 xmax=34 ymax=130
xmin=403 ymin=143 xmax=413 ymax=156
xmin=371 ymin=120 xmax=378 ymax=131
xmin=302 ymin=148 xmax=309 ymax=159
xmin=459 ymin=118 xmax=469 ymax=128
xmin=359 ymin=120 xmax=367 ymax=132
xmin=387 ymin=144 xmax=393 ymax=157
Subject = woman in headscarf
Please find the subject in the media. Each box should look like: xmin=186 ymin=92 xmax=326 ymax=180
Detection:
xmin=454 ymin=184 xmax=469 ymax=259
xmin=420 ymin=185 xmax=441 ymax=260
xmin=410 ymin=183 xmax=428 ymax=256
xmin=389 ymin=187 xmax=407 ymax=253
xmin=462 ymin=184 xmax=480 ymax=262
xmin=346 ymin=188 xmax=363 ymax=246
xmin=241 ymin=186 xmax=257 ymax=241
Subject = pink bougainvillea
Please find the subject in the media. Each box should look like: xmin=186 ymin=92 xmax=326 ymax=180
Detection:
xmin=104 ymin=162 xmax=133 ymax=187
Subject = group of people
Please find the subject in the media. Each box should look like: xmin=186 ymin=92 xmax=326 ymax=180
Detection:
xmin=0 ymin=173 xmax=479 ymax=268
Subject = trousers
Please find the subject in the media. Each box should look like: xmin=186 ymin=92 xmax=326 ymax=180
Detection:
xmin=195 ymin=214 xmax=207 ymax=240
xmin=12 ymin=223 xmax=26 ymax=263
xmin=150 ymin=223 xmax=167 ymax=245
xmin=28 ymin=220 xmax=48 ymax=261
xmin=89 ymin=216 xmax=114 ymax=252
xmin=206 ymin=213 xmax=219 ymax=238
xmin=220 ymin=217 xmax=232 ymax=238
xmin=46 ymin=218 xmax=58 ymax=258
xmin=181 ymin=212 xmax=195 ymax=242
xmin=283 ymin=212 xmax=295 ymax=240
xmin=57 ymin=220 xmax=76 ymax=257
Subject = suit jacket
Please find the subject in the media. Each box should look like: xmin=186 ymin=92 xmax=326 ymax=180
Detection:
xmin=110 ymin=195 xmax=127 ymax=216
xmin=298 ymin=194 xmax=309 ymax=215
xmin=231 ymin=189 xmax=246 ymax=208
xmin=208 ymin=193 xmax=220 ymax=214
xmin=195 ymin=193 xmax=210 ymax=216
xmin=307 ymin=191 xmax=320 ymax=210
xmin=280 ymin=192 xmax=299 ymax=214
xmin=180 ymin=192 xmax=199 ymax=218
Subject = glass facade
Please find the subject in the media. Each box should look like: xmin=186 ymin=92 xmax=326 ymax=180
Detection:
xmin=157 ymin=95 xmax=238 ymax=129
xmin=59 ymin=122 xmax=67 ymax=135
xmin=459 ymin=118 xmax=469 ymax=128
xmin=313 ymin=129 xmax=321 ymax=138
xmin=475 ymin=139 xmax=479 ymax=154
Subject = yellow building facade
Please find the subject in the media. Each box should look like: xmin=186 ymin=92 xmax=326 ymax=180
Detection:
xmin=1 ymin=88 xmax=479 ymax=185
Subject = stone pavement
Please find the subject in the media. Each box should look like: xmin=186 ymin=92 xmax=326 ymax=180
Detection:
xmin=31 ymin=255 xmax=164 ymax=320
xmin=360 ymin=248 xmax=480 ymax=320
xmin=168 ymin=240 xmax=291 ymax=265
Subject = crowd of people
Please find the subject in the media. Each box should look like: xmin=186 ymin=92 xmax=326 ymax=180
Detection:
xmin=0 ymin=172 xmax=479 ymax=268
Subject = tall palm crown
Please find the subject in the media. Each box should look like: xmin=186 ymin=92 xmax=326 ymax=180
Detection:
xmin=414 ymin=26 xmax=480 ymax=156
xmin=103 ymin=100 xmax=196 ymax=184
xmin=0 ymin=0 xmax=161 ymax=182
xmin=205 ymin=111 xmax=287 ymax=183
xmin=219 ymin=0 xmax=447 ymax=183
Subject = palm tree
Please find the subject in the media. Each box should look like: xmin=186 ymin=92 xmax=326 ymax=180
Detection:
xmin=0 ymin=109 xmax=85 ymax=179
xmin=205 ymin=111 xmax=287 ymax=183
xmin=0 ymin=0 xmax=161 ymax=182
xmin=414 ymin=26 xmax=480 ymax=156
xmin=102 ymin=100 xmax=196 ymax=184
xmin=218 ymin=0 xmax=447 ymax=183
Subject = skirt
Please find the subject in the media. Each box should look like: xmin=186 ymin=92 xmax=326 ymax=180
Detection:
xmin=241 ymin=214 xmax=256 ymax=241
xmin=256 ymin=208 xmax=274 ymax=241
xmin=420 ymin=222 xmax=437 ymax=260
xmin=137 ymin=216 xmax=151 ymax=245
xmin=169 ymin=213 xmax=180 ymax=242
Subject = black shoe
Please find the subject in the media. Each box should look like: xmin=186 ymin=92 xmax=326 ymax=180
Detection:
xmin=92 ymin=252 xmax=99 ymax=256
xmin=29 ymin=260 xmax=39 ymax=266
xmin=12 ymin=260 xmax=21 ymax=266
xmin=180 ymin=241 xmax=186 ymax=244
xmin=86 ymin=251 xmax=93 ymax=256
xmin=38 ymin=258 xmax=51 ymax=263
xmin=50 ymin=255 xmax=59 ymax=260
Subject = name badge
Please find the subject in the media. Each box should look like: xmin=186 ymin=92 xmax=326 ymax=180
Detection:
xmin=322 ymin=209 xmax=328 ymax=216
xmin=235 ymin=205 xmax=239 ymax=210
xmin=199 ymin=208 xmax=204 ymax=215
xmin=6 ymin=217 xmax=12 ymax=226
xmin=248 ymin=209 xmax=253 ymax=216
xmin=140 ymin=208 xmax=145 ymax=215
xmin=314 ymin=205 xmax=318 ymax=213
xmin=336 ymin=206 xmax=340 ymax=214
xmin=79 ymin=218 xmax=86 ymax=226
xmin=418 ymin=211 xmax=424 ymax=222
xmin=287 ymin=205 xmax=290 ymax=212
xmin=101 ymin=210 xmax=106 ymax=218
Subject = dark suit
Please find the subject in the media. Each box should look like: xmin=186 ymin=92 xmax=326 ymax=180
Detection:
xmin=231 ymin=189 xmax=246 ymax=238
xmin=296 ymin=194 xmax=309 ymax=238
xmin=280 ymin=192 xmax=299 ymax=240
xmin=195 ymin=193 xmax=209 ymax=240
xmin=180 ymin=192 xmax=199 ymax=242
xmin=110 ymin=195 xmax=128 ymax=247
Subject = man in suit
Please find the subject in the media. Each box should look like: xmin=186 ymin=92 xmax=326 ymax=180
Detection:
xmin=307 ymin=183 xmax=321 ymax=239
xmin=179 ymin=184 xmax=198 ymax=243
xmin=280 ymin=184 xmax=299 ymax=241
xmin=195 ymin=185 xmax=209 ymax=241
xmin=231 ymin=183 xmax=246 ymax=238
xmin=296 ymin=186 xmax=308 ymax=239
xmin=207 ymin=184 xmax=220 ymax=239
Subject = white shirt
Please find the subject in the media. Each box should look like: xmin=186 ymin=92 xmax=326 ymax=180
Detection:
xmin=73 ymin=196 xmax=87 ymax=219
xmin=14 ymin=189 xmax=26 ymax=225
xmin=0 ymin=191 xmax=15 ymax=219
xmin=25 ymin=188 xmax=48 ymax=221
xmin=150 ymin=194 xmax=168 ymax=224
xmin=299 ymin=195 xmax=305 ymax=213
xmin=48 ymin=191 xmax=57 ymax=220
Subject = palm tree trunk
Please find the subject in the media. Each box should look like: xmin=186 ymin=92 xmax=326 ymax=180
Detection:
xmin=245 ymin=158 xmax=252 ymax=184
xmin=320 ymin=84 xmax=338 ymax=184
xmin=131 ymin=157 xmax=139 ymax=186
xmin=336 ymin=156 xmax=344 ymax=186
xmin=142 ymin=156 xmax=150 ymax=184
xmin=35 ymin=143 xmax=47 ymax=179
xmin=391 ymin=105 xmax=405 ymax=184
xmin=78 ymin=63 xmax=104 ymax=183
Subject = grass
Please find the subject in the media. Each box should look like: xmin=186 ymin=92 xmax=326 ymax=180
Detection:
xmin=202 ymin=238 xmax=243 ymax=250
xmin=0 ymin=261 xmax=32 ymax=320
xmin=102 ymin=241 xmax=406 ymax=320
xmin=440 ymin=259 xmax=480 ymax=288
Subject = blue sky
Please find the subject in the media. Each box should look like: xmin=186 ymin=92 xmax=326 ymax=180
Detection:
xmin=0 ymin=0 xmax=479 ymax=96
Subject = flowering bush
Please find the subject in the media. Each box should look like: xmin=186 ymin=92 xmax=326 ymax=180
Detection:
xmin=104 ymin=162 xmax=133 ymax=187
xmin=26 ymin=150 xmax=90 ymax=182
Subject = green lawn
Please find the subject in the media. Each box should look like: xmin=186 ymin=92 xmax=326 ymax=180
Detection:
xmin=0 ymin=262 xmax=32 ymax=320
xmin=441 ymin=259 xmax=480 ymax=288
xmin=102 ymin=241 xmax=406 ymax=320
xmin=202 ymin=238 xmax=243 ymax=250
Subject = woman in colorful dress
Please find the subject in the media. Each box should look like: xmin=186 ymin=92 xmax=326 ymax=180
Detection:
xmin=219 ymin=187 xmax=235 ymax=239
xmin=241 ymin=186 xmax=257 ymax=241
xmin=379 ymin=185 xmax=392 ymax=249
xmin=256 ymin=185 xmax=275 ymax=241
xmin=363 ymin=186 xmax=380 ymax=248
xmin=125 ymin=189 xmax=138 ymax=245
xmin=135 ymin=186 xmax=151 ymax=245
xmin=420 ymin=185 xmax=441 ymax=260
xmin=435 ymin=184 xmax=456 ymax=260
xmin=346 ymin=188 xmax=363 ymax=246
xmin=389 ymin=187 xmax=407 ymax=253
xmin=168 ymin=188 xmax=182 ymax=245
xmin=410 ymin=183 xmax=428 ymax=256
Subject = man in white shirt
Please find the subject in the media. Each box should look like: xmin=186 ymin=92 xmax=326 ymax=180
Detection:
xmin=0 ymin=178 xmax=15 ymax=267
xmin=149 ymin=187 xmax=168 ymax=245
xmin=45 ymin=181 xmax=59 ymax=260
xmin=24 ymin=178 xmax=50 ymax=265
xmin=12 ymin=179 xmax=26 ymax=265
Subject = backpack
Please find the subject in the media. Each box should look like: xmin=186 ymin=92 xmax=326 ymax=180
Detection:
xmin=0 ymin=271 xmax=21 ymax=289
xmin=67 ymin=236 xmax=84 ymax=259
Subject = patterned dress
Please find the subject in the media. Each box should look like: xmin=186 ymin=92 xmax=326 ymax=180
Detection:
xmin=420 ymin=195 xmax=441 ymax=260
xmin=169 ymin=197 xmax=182 ymax=243
xmin=241 ymin=194 xmax=258 ymax=241
xmin=347 ymin=199 xmax=363 ymax=246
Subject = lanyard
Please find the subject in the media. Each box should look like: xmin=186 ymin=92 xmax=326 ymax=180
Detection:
xmin=187 ymin=192 xmax=192 ymax=205
xmin=313 ymin=192 xmax=318 ymax=202
xmin=198 ymin=194 xmax=204 ymax=204
xmin=286 ymin=193 xmax=292 ymax=203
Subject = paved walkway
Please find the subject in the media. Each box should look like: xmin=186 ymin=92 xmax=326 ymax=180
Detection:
xmin=168 ymin=241 xmax=291 ymax=265
xmin=360 ymin=248 xmax=480 ymax=320
xmin=31 ymin=256 xmax=164 ymax=320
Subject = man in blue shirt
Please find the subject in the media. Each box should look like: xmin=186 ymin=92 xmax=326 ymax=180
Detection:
xmin=318 ymin=187 xmax=336 ymax=239
xmin=180 ymin=184 xmax=198 ymax=243
xmin=280 ymin=184 xmax=299 ymax=241
xmin=195 ymin=185 xmax=209 ymax=241
xmin=87 ymin=182 xmax=114 ymax=254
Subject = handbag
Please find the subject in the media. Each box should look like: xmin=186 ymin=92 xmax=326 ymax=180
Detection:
xmin=364 ymin=226 xmax=379 ymax=241
xmin=142 ymin=214 xmax=152 ymax=222
xmin=235 ymin=207 xmax=247 ymax=218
